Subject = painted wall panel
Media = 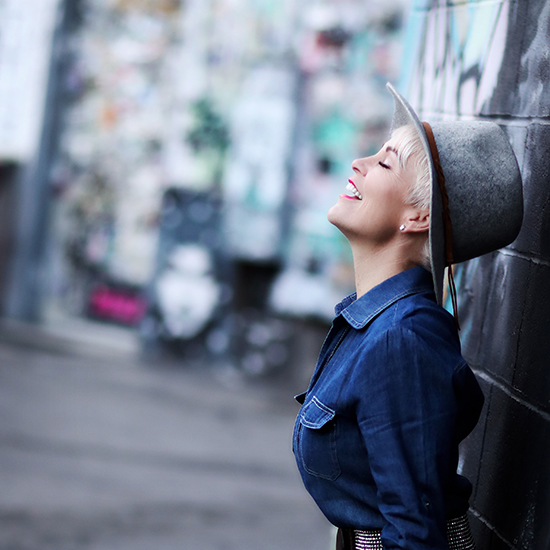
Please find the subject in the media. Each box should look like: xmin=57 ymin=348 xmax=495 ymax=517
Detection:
xmin=402 ymin=1 xmax=516 ymax=119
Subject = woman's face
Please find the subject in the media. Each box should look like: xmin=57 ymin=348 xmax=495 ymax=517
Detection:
xmin=327 ymin=137 xmax=416 ymax=245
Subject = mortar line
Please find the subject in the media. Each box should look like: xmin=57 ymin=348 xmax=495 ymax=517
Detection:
xmin=497 ymin=249 xmax=550 ymax=268
xmin=471 ymin=368 xmax=550 ymax=423
xmin=469 ymin=507 xmax=516 ymax=549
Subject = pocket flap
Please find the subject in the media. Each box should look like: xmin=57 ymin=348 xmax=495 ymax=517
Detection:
xmin=300 ymin=396 xmax=336 ymax=429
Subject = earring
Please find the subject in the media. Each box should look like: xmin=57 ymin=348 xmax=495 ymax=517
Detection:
xmin=399 ymin=224 xmax=406 ymax=231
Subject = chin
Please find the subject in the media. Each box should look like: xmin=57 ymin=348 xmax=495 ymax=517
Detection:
xmin=327 ymin=206 xmax=351 ymax=239
xmin=327 ymin=202 xmax=342 ymax=227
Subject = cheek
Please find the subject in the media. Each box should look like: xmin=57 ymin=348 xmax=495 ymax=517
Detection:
xmin=368 ymin=187 xmax=406 ymax=221
xmin=352 ymin=197 xmax=401 ymax=237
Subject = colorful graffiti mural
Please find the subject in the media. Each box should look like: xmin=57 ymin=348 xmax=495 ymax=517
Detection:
xmin=401 ymin=1 xmax=511 ymax=118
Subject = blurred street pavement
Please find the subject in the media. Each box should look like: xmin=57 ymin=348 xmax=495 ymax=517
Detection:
xmin=0 ymin=319 xmax=332 ymax=550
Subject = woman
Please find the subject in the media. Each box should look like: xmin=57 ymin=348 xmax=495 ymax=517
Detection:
xmin=292 ymin=83 xmax=523 ymax=550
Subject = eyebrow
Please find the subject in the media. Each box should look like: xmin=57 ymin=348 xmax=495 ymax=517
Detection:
xmin=385 ymin=146 xmax=398 ymax=155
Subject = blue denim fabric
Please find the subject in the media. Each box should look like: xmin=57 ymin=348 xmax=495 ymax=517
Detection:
xmin=293 ymin=266 xmax=483 ymax=550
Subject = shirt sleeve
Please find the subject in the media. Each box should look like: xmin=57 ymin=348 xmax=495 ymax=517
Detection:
xmin=356 ymin=327 xmax=457 ymax=550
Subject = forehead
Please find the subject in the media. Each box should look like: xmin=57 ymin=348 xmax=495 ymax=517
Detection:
xmin=380 ymin=138 xmax=405 ymax=170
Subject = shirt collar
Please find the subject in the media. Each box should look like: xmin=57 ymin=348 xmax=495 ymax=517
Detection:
xmin=335 ymin=266 xmax=435 ymax=329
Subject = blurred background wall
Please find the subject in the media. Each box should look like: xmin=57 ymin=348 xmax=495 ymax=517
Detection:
xmin=401 ymin=1 xmax=550 ymax=549
xmin=0 ymin=0 xmax=407 ymax=378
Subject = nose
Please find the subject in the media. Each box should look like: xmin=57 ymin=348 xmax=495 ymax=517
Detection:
xmin=351 ymin=156 xmax=372 ymax=176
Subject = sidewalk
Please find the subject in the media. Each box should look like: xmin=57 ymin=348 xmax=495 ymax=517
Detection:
xmin=0 ymin=317 xmax=331 ymax=550
xmin=0 ymin=315 xmax=141 ymax=360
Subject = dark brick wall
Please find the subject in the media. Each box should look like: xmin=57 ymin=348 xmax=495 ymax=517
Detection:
xmin=402 ymin=1 xmax=550 ymax=548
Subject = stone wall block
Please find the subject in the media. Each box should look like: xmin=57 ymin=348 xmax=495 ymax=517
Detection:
xmin=469 ymin=517 xmax=492 ymax=550
xmin=454 ymin=256 xmax=491 ymax=364
xmin=483 ymin=2 xmax=550 ymax=118
xmin=513 ymin=2 xmax=550 ymax=118
xmin=477 ymin=254 xmax=528 ymax=383
xmin=482 ymin=1 xmax=528 ymax=117
xmin=458 ymin=253 xmax=527 ymax=385
xmin=503 ymin=124 xmax=528 ymax=205
xmin=512 ymin=261 xmax=550 ymax=411
xmin=459 ymin=375 xmax=491 ymax=502
xmin=510 ymin=124 xmax=550 ymax=259
xmin=474 ymin=385 xmax=550 ymax=548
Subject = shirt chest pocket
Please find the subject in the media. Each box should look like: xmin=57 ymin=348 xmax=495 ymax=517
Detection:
xmin=296 ymin=396 xmax=341 ymax=480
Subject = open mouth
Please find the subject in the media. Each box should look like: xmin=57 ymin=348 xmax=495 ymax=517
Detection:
xmin=345 ymin=180 xmax=362 ymax=200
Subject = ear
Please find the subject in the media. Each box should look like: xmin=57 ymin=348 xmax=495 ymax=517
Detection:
xmin=402 ymin=209 xmax=429 ymax=233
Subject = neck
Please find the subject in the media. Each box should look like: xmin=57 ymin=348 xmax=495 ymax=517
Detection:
xmin=350 ymin=239 xmax=420 ymax=298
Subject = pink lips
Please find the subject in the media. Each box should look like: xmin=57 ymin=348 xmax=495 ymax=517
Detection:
xmin=340 ymin=179 xmax=360 ymax=200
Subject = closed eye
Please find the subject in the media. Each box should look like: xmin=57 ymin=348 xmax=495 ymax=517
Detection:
xmin=379 ymin=161 xmax=390 ymax=169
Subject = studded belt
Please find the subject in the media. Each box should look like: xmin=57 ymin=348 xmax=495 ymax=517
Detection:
xmin=337 ymin=514 xmax=475 ymax=550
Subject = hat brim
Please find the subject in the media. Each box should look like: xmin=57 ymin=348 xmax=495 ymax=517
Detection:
xmin=386 ymin=82 xmax=445 ymax=305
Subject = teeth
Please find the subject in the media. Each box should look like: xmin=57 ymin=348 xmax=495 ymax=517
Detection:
xmin=346 ymin=182 xmax=362 ymax=200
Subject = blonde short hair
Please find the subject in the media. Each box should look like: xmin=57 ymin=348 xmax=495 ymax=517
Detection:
xmin=390 ymin=125 xmax=431 ymax=270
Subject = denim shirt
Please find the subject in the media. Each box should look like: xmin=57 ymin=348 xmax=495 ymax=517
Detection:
xmin=293 ymin=266 xmax=483 ymax=550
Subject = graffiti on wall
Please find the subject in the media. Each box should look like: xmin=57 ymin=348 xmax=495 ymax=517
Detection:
xmin=401 ymin=0 xmax=511 ymax=119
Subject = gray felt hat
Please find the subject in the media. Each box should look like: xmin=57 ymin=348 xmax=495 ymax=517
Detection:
xmin=386 ymin=82 xmax=523 ymax=306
